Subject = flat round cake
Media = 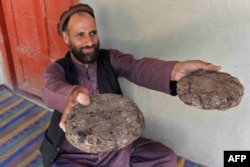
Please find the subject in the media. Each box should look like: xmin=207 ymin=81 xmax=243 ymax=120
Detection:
xmin=65 ymin=93 xmax=145 ymax=153
xmin=177 ymin=70 xmax=244 ymax=110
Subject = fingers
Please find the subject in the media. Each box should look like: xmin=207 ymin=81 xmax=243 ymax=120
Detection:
xmin=171 ymin=60 xmax=221 ymax=81
xmin=59 ymin=86 xmax=91 ymax=132
xmin=59 ymin=94 xmax=77 ymax=132
xmin=77 ymin=93 xmax=91 ymax=106
xmin=191 ymin=60 xmax=221 ymax=72
xmin=59 ymin=103 xmax=71 ymax=132
xmin=203 ymin=63 xmax=221 ymax=71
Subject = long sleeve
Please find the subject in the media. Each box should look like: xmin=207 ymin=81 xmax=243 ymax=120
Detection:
xmin=41 ymin=49 xmax=178 ymax=112
xmin=109 ymin=49 xmax=178 ymax=94
xmin=41 ymin=62 xmax=78 ymax=112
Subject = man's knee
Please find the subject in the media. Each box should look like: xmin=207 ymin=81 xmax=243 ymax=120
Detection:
xmin=162 ymin=146 xmax=177 ymax=166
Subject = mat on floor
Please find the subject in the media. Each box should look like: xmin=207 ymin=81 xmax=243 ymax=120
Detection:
xmin=177 ymin=157 xmax=206 ymax=167
xmin=0 ymin=84 xmax=206 ymax=167
xmin=0 ymin=84 xmax=52 ymax=167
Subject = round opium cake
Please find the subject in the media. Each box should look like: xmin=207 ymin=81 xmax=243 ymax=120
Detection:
xmin=65 ymin=93 xmax=145 ymax=153
xmin=177 ymin=70 xmax=244 ymax=110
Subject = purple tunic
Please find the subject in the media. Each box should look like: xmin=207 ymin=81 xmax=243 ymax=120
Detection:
xmin=42 ymin=49 xmax=178 ymax=167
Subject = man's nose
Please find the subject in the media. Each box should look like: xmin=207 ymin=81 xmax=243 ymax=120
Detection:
xmin=83 ymin=35 xmax=93 ymax=46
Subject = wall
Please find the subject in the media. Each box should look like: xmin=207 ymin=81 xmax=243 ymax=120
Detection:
xmin=79 ymin=0 xmax=250 ymax=166
xmin=0 ymin=51 xmax=6 ymax=84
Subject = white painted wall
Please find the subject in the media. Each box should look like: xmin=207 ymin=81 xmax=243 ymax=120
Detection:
xmin=79 ymin=1 xmax=250 ymax=166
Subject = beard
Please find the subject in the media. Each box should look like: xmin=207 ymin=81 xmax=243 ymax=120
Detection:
xmin=69 ymin=41 xmax=100 ymax=64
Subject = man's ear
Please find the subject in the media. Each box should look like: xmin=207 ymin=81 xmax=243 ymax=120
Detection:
xmin=62 ymin=31 xmax=69 ymax=44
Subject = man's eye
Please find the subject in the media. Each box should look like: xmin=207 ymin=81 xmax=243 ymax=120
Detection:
xmin=77 ymin=34 xmax=83 ymax=37
xmin=76 ymin=33 xmax=84 ymax=38
xmin=90 ymin=31 xmax=97 ymax=36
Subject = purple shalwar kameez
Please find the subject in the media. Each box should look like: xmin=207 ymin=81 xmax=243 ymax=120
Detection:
xmin=42 ymin=49 xmax=178 ymax=167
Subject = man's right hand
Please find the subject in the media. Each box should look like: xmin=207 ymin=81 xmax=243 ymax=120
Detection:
xmin=59 ymin=86 xmax=91 ymax=132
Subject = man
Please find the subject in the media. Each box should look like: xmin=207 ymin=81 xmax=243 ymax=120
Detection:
xmin=40 ymin=3 xmax=221 ymax=167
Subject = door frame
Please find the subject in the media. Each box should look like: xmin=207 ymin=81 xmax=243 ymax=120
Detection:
xmin=0 ymin=0 xmax=16 ymax=89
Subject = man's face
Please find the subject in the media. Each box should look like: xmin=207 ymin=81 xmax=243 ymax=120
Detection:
xmin=68 ymin=38 xmax=99 ymax=64
xmin=63 ymin=12 xmax=99 ymax=64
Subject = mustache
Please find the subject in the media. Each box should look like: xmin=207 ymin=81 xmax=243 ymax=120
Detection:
xmin=80 ymin=45 xmax=96 ymax=50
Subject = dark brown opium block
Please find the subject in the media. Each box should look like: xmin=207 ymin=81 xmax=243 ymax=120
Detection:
xmin=177 ymin=70 xmax=244 ymax=110
xmin=65 ymin=93 xmax=145 ymax=153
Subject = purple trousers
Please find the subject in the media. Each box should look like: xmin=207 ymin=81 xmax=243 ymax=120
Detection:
xmin=52 ymin=137 xmax=177 ymax=167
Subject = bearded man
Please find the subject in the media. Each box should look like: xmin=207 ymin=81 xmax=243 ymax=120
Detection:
xmin=40 ymin=3 xmax=221 ymax=167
